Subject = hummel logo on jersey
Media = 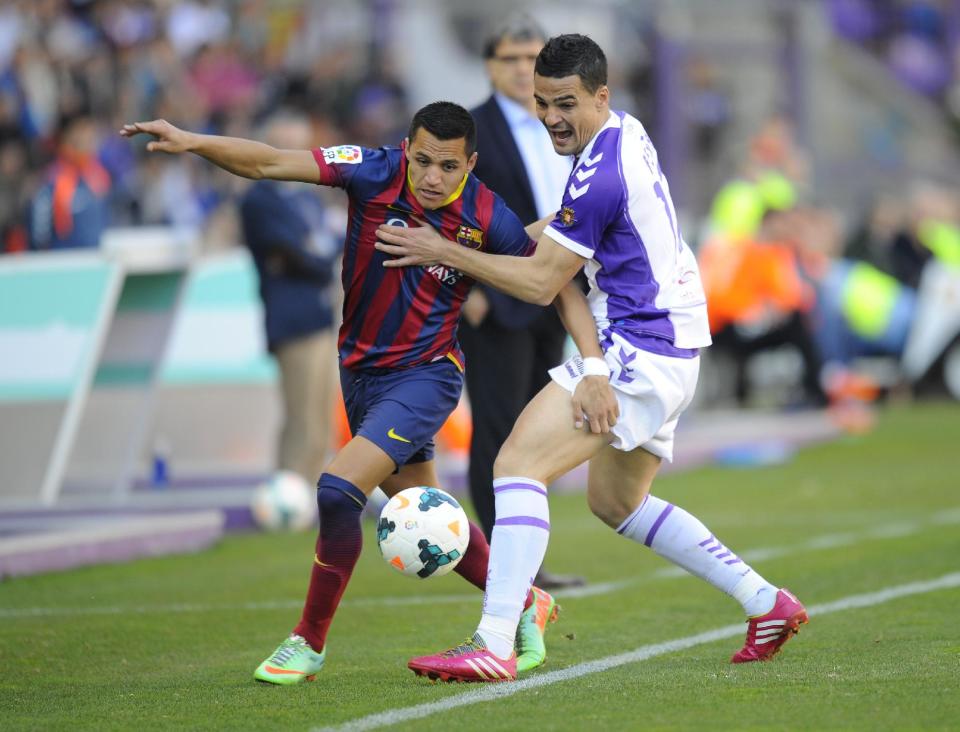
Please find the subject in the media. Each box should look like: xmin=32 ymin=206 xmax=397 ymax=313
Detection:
xmin=568 ymin=151 xmax=603 ymax=200
xmin=580 ymin=151 xmax=603 ymax=167
xmin=387 ymin=427 xmax=411 ymax=443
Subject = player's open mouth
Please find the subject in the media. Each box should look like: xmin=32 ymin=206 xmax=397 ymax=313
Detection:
xmin=550 ymin=129 xmax=573 ymax=145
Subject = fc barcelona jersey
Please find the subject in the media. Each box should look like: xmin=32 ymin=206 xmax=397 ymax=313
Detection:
xmin=312 ymin=142 xmax=533 ymax=371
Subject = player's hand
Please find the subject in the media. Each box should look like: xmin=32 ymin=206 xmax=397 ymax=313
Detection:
xmin=572 ymin=375 xmax=619 ymax=434
xmin=119 ymin=119 xmax=193 ymax=154
xmin=375 ymin=216 xmax=450 ymax=267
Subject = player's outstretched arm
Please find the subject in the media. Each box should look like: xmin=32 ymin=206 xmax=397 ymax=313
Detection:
xmin=120 ymin=120 xmax=319 ymax=183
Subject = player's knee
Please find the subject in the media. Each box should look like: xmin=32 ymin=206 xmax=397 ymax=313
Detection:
xmin=492 ymin=435 xmax=527 ymax=477
xmin=586 ymin=489 xmax=631 ymax=530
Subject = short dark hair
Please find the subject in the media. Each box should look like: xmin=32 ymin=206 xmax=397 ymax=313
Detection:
xmin=482 ymin=13 xmax=547 ymax=59
xmin=408 ymin=101 xmax=477 ymax=156
xmin=535 ymin=34 xmax=607 ymax=93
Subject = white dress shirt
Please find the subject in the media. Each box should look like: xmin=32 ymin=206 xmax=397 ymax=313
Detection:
xmin=494 ymin=92 xmax=573 ymax=220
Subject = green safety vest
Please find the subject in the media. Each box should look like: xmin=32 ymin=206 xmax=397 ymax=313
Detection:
xmin=917 ymin=219 xmax=960 ymax=267
xmin=709 ymin=172 xmax=797 ymax=240
xmin=841 ymin=262 xmax=900 ymax=338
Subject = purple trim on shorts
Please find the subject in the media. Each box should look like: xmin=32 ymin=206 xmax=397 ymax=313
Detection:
xmin=715 ymin=550 xmax=732 ymax=560
xmin=643 ymin=503 xmax=674 ymax=547
xmin=698 ymin=534 xmax=715 ymax=547
xmin=496 ymin=516 xmax=550 ymax=531
xmin=493 ymin=482 xmax=548 ymax=497
xmin=707 ymin=544 xmax=723 ymax=553
xmin=725 ymin=557 xmax=743 ymax=566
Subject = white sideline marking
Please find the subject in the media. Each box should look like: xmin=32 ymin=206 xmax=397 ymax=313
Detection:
xmin=314 ymin=573 xmax=960 ymax=732
xmin=2 ymin=510 xmax=958 ymax=619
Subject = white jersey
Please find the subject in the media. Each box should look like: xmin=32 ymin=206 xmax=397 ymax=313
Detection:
xmin=543 ymin=110 xmax=711 ymax=358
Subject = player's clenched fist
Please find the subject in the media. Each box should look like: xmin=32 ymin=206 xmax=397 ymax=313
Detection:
xmin=119 ymin=120 xmax=193 ymax=154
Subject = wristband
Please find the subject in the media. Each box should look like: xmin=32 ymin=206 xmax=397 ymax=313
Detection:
xmin=582 ymin=356 xmax=611 ymax=377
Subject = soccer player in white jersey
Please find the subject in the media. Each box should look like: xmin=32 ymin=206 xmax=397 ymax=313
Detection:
xmin=376 ymin=34 xmax=808 ymax=682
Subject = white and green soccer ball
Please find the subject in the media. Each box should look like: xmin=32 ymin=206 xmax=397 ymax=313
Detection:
xmin=250 ymin=471 xmax=316 ymax=532
xmin=377 ymin=486 xmax=470 ymax=578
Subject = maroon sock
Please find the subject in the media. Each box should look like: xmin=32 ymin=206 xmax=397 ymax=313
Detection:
xmin=455 ymin=519 xmax=533 ymax=610
xmin=294 ymin=473 xmax=366 ymax=652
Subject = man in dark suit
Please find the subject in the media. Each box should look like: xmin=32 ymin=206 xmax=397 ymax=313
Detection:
xmin=465 ymin=16 xmax=584 ymax=590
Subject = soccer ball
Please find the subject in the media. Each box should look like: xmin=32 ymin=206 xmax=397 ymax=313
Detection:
xmin=377 ymin=486 xmax=470 ymax=579
xmin=250 ymin=471 xmax=316 ymax=532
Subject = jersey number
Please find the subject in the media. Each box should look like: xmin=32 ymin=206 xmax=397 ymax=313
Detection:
xmin=653 ymin=175 xmax=682 ymax=253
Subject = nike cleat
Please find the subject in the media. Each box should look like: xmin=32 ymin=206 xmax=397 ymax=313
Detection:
xmin=515 ymin=586 xmax=560 ymax=673
xmin=409 ymin=633 xmax=516 ymax=682
xmin=254 ymin=634 xmax=326 ymax=684
xmin=731 ymin=588 xmax=808 ymax=663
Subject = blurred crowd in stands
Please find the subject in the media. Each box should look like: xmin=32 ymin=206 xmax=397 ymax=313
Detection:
xmin=2 ymin=0 xmax=959 ymax=409
xmin=828 ymin=0 xmax=960 ymax=128
xmin=0 ymin=0 xmax=403 ymax=253
xmin=699 ymin=113 xmax=960 ymax=409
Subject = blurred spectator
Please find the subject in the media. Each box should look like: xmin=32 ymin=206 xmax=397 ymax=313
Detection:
xmin=238 ymin=111 xmax=343 ymax=484
xmin=705 ymin=115 xmax=806 ymax=242
xmin=685 ymin=55 xmax=731 ymax=164
xmin=29 ymin=113 xmax=110 ymax=250
xmin=702 ymin=206 xmax=826 ymax=407
xmin=809 ymin=184 xmax=960 ymax=403
xmin=0 ymin=140 xmax=29 ymax=252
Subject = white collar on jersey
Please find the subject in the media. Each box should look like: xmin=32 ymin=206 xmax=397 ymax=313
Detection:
xmin=575 ymin=110 xmax=621 ymax=167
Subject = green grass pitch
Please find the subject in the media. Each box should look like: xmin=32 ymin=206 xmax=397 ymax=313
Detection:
xmin=2 ymin=402 xmax=959 ymax=730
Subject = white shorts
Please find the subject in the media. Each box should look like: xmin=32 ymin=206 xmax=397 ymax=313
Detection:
xmin=548 ymin=331 xmax=700 ymax=460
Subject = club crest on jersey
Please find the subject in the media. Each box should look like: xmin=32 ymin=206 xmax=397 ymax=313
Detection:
xmin=559 ymin=207 xmax=576 ymax=226
xmin=322 ymin=145 xmax=363 ymax=165
xmin=456 ymin=225 xmax=484 ymax=249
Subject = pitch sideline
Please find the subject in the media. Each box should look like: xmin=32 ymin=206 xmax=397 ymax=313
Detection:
xmin=2 ymin=509 xmax=958 ymax=619
xmin=314 ymin=572 xmax=960 ymax=732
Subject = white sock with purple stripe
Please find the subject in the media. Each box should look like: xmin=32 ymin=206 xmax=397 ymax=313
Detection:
xmin=476 ymin=477 xmax=551 ymax=659
xmin=617 ymin=494 xmax=777 ymax=616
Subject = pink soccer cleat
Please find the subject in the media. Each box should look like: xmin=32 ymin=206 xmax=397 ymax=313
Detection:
xmin=408 ymin=633 xmax=517 ymax=682
xmin=731 ymin=588 xmax=809 ymax=663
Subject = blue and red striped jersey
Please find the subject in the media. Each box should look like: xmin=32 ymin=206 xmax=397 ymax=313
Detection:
xmin=312 ymin=142 xmax=534 ymax=372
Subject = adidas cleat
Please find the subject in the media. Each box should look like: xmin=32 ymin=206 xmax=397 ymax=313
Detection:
xmin=254 ymin=634 xmax=325 ymax=684
xmin=515 ymin=586 xmax=560 ymax=673
xmin=731 ymin=588 xmax=808 ymax=663
xmin=409 ymin=633 xmax=516 ymax=683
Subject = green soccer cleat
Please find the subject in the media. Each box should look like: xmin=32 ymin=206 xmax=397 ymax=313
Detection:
xmin=515 ymin=586 xmax=560 ymax=673
xmin=253 ymin=634 xmax=326 ymax=685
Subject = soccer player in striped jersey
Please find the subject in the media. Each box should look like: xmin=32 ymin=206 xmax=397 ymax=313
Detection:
xmin=377 ymin=36 xmax=808 ymax=682
xmin=121 ymin=101 xmax=594 ymax=683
